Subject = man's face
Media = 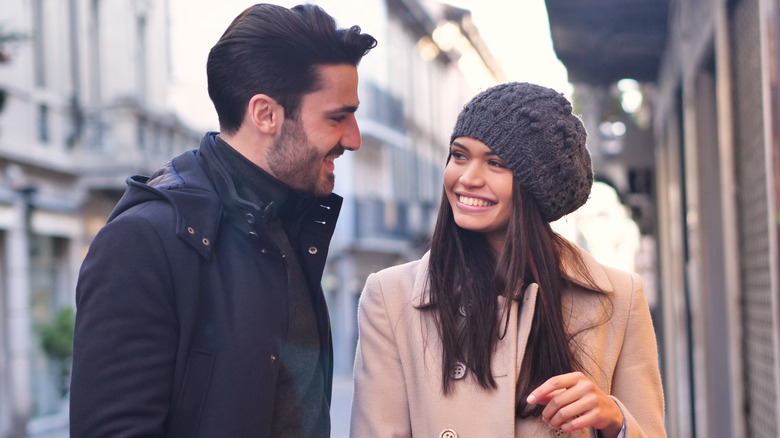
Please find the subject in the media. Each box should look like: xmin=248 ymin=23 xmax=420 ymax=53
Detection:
xmin=266 ymin=64 xmax=361 ymax=196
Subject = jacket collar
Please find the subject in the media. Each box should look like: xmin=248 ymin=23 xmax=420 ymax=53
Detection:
xmin=561 ymin=245 xmax=614 ymax=293
xmin=200 ymin=132 xmax=339 ymax=238
xmin=206 ymin=134 xmax=308 ymax=222
xmin=415 ymin=244 xmax=613 ymax=307
xmin=115 ymin=133 xmax=343 ymax=260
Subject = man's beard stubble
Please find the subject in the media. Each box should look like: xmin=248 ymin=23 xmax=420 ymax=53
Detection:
xmin=266 ymin=119 xmax=341 ymax=197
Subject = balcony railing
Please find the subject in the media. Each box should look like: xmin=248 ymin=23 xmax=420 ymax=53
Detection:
xmin=353 ymin=197 xmax=436 ymax=244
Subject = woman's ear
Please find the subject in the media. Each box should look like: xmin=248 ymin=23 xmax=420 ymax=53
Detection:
xmin=247 ymin=94 xmax=284 ymax=134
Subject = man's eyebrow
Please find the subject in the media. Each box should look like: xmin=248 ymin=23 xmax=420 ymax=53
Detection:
xmin=328 ymin=103 xmax=359 ymax=114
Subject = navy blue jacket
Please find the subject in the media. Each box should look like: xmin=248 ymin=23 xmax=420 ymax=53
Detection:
xmin=70 ymin=133 xmax=341 ymax=437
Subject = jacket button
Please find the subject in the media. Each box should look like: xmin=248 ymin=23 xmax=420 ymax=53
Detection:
xmin=308 ymin=246 xmax=318 ymax=255
xmin=261 ymin=248 xmax=268 ymax=254
xmin=270 ymin=354 xmax=276 ymax=363
xmin=245 ymin=213 xmax=256 ymax=224
xmin=201 ymin=238 xmax=210 ymax=246
xmin=439 ymin=429 xmax=457 ymax=438
xmin=187 ymin=227 xmax=195 ymax=235
xmin=451 ymin=362 xmax=466 ymax=380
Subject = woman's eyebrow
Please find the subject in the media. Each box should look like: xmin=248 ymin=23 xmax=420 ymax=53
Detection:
xmin=450 ymin=141 xmax=474 ymax=152
xmin=451 ymin=140 xmax=499 ymax=157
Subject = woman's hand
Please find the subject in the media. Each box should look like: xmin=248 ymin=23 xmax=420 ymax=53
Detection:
xmin=526 ymin=371 xmax=623 ymax=438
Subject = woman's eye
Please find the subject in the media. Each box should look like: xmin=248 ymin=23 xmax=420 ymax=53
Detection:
xmin=489 ymin=160 xmax=507 ymax=168
xmin=450 ymin=151 xmax=466 ymax=160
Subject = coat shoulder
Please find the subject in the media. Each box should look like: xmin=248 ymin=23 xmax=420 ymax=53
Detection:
xmin=361 ymin=255 xmax=429 ymax=314
xmin=371 ymin=255 xmax=428 ymax=292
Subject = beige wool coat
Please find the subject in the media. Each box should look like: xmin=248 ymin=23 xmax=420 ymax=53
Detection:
xmin=350 ymin=249 xmax=665 ymax=438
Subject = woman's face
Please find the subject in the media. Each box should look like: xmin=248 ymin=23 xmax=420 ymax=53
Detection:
xmin=444 ymin=137 xmax=514 ymax=254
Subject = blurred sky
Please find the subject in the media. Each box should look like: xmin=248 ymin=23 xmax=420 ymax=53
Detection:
xmin=167 ymin=0 xmax=570 ymax=131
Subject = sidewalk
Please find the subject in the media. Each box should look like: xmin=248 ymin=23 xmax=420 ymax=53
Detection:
xmin=330 ymin=374 xmax=354 ymax=438
xmin=25 ymin=375 xmax=356 ymax=438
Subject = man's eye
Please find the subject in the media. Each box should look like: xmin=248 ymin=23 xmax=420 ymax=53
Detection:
xmin=332 ymin=116 xmax=346 ymax=123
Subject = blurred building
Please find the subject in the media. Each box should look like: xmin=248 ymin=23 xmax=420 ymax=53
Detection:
xmin=311 ymin=0 xmax=504 ymax=375
xmin=0 ymin=0 xmax=501 ymax=435
xmin=0 ymin=0 xmax=198 ymax=435
xmin=546 ymin=0 xmax=780 ymax=436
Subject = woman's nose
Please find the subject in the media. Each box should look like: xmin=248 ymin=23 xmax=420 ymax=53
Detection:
xmin=458 ymin=162 xmax=485 ymax=187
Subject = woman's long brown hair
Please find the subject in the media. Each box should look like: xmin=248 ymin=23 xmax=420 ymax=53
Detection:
xmin=424 ymin=176 xmax=599 ymax=418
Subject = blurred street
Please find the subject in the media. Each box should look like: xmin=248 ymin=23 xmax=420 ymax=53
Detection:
xmin=24 ymin=375 xmax=355 ymax=438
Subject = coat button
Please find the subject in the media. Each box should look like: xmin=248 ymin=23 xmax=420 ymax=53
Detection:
xmin=439 ymin=429 xmax=458 ymax=438
xmin=451 ymin=362 xmax=466 ymax=380
xmin=270 ymin=354 xmax=276 ymax=363
xmin=549 ymin=414 xmax=578 ymax=437
xmin=459 ymin=300 xmax=472 ymax=317
xmin=550 ymin=427 xmax=568 ymax=437
xmin=201 ymin=238 xmax=210 ymax=246
xmin=245 ymin=213 xmax=256 ymax=224
xmin=187 ymin=227 xmax=195 ymax=235
xmin=308 ymin=246 xmax=318 ymax=255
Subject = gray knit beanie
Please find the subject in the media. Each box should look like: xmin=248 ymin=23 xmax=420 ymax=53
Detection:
xmin=450 ymin=82 xmax=593 ymax=222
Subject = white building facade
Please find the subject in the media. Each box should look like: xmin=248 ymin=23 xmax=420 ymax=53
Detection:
xmin=0 ymin=0 xmax=198 ymax=435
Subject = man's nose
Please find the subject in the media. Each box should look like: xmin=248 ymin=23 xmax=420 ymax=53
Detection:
xmin=341 ymin=115 xmax=361 ymax=151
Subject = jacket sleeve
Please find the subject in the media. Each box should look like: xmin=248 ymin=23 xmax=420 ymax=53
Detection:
xmin=350 ymin=272 xmax=412 ymax=437
xmin=610 ymin=272 xmax=667 ymax=438
xmin=70 ymin=210 xmax=179 ymax=437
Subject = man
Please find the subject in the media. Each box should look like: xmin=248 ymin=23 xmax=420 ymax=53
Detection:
xmin=69 ymin=4 xmax=376 ymax=437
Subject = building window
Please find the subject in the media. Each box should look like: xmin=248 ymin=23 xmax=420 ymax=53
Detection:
xmin=38 ymin=104 xmax=49 ymax=143
xmin=32 ymin=0 xmax=46 ymax=87
xmin=137 ymin=116 xmax=147 ymax=150
xmin=30 ymin=236 xmax=72 ymax=416
xmin=136 ymin=14 xmax=148 ymax=102
xmin=89 ymin=0 xmax=101 ymax=104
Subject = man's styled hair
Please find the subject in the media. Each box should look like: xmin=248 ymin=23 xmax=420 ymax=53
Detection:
xmin=207 ymin=3 xmax=377 ymax=134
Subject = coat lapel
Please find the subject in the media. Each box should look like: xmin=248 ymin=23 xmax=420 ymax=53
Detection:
xmin=561 ymin=246 xmax=613 ymax=294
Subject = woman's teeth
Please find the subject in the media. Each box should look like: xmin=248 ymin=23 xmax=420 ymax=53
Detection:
xmin=459 ymin=195 xmax=495 ymax=207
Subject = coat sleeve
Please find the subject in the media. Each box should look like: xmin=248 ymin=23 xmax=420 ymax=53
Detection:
xmin=350 ymin=272 xmax=412 ymax=437
xmin=70 ymin=209 xmax=179 ymax=437
xmin=610 ymin=272 xmax=666 ymax=438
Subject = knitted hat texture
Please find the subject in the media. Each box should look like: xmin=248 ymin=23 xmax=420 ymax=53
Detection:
xmin=450 ymin=82 xmax=593 ymax=222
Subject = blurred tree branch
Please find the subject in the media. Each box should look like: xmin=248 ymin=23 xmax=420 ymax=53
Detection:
xmin=0 ymin=25 xmax=28 ymax=114
xmin=0 ymin=25 xmax=29 ymax=63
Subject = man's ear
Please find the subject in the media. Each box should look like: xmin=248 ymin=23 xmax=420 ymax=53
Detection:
xmin=247 ymin=94 xmax=284 ymax=134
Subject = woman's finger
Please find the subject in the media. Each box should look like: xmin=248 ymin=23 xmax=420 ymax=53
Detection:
xmin=526 ymin=372 xmax=581 ymax=404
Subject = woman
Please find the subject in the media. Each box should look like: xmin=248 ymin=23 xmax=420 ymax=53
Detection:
xmin=350 ymin=82 xmax=665 ymax=437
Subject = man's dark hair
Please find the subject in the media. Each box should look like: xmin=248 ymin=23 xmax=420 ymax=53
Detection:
xmin=207 ymin=3 xmax=377 ymax=134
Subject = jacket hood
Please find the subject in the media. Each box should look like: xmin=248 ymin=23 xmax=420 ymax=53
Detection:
xmin=108 ymin=143 xmax=224 ymax=259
